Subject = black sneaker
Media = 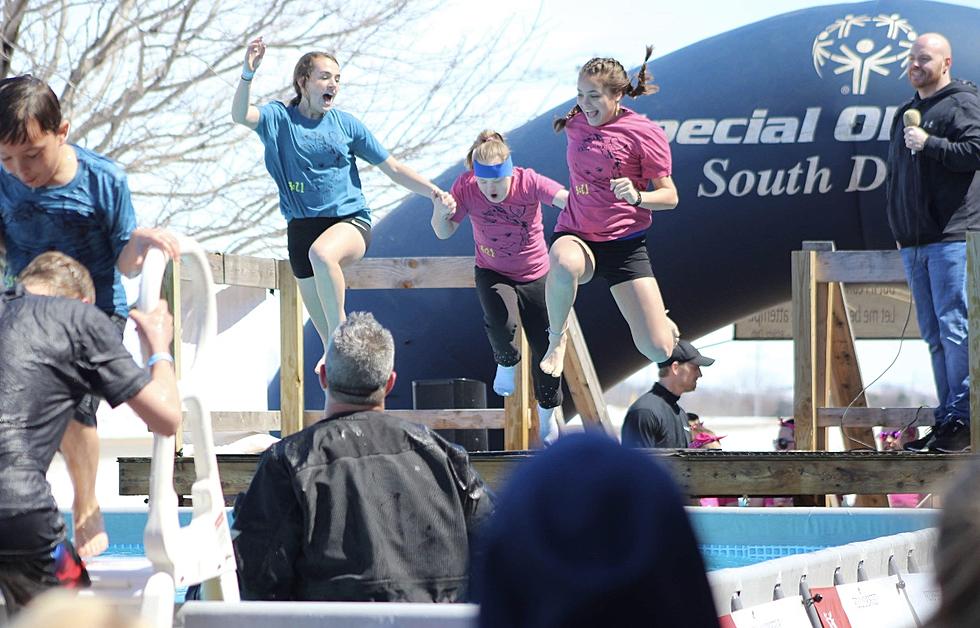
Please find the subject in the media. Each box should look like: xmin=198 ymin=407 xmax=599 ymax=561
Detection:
xmin=903 ymin=428 xmax=937 ymax=452
xmin=931 ymin=419 xmax=971 ymax=453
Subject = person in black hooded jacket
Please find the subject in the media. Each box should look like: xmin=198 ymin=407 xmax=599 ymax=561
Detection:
xmin=885 ymin=32 xmax=980 ymax=453
xmin=231 ymin=311 xmax=493 ymax=602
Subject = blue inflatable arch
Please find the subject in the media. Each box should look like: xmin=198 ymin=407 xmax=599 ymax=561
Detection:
xmin=283 ymin=0 xmax=980 ymax=411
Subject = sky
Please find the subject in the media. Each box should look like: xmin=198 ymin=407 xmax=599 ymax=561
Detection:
xmin=417 ymin=0 xmax=980 ymax=410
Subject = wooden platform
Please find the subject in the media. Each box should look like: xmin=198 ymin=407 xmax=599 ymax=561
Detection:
xmin=118 ymin=450 xmax=975 ymax=505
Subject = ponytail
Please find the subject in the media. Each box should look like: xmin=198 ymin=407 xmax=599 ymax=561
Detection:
xmin=465 ymin=129 xmax=510 ymax=169
xmin=553 ymin=105 xmax=582 ymax=133
xmin=626 ymin=45 xmax=658 ymax=98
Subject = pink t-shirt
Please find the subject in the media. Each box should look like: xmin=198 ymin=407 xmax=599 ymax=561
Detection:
xmin=450 ymin=167 xmax=562 ymax=282
xmin=556 ymin=107 xmax=672 ymax=241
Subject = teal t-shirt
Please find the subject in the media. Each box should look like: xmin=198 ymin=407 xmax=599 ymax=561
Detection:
xmin=0 ymin=145 xmax=135 ymax=317
xmin=255 ymin=102 xmax=390 ymax=223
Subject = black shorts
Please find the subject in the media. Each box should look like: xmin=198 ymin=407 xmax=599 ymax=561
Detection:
xmin=551 ymin=231 xmax=654 ymax=287
xmin=0 ymin=517 xmax=89 ymax=614
xmin=287 ymin=215 xmax=372 ymax=279
xmin=75 ymin=312 xmax=128 ymax=427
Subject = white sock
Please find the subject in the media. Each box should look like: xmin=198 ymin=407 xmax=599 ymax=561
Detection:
xmin=493 ymin=363 xmax=516 ymax=397
xmin=539 ymin=405 xmax=560 ymax=445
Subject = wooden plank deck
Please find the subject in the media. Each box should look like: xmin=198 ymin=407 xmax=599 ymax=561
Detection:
xmin=118 ymin=450 xmax=973 ymax=505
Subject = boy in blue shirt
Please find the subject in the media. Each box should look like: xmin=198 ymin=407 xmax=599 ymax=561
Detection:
xmin=0 ymin=75 xmax=179 ymax=558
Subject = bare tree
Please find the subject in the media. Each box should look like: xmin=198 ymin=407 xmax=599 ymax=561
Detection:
xmin=0 ymin=0 xmax=543 ymax=254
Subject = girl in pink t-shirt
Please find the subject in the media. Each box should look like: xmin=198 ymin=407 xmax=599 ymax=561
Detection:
xmin=540 ymin=47 xmax=679 ymax=377
xmin=431 ymin=131 xmax=569 ymax=444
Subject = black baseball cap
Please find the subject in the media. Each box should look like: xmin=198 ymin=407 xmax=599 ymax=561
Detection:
xmin=657 ymin=340 xmax=715 ymax=369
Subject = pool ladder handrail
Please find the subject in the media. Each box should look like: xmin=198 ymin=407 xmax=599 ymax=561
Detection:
xmin=136 ymin=240 xmax=240 ymax=628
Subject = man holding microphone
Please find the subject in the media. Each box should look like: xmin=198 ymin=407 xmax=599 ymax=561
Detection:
xmin=885 ymin=33 xmax=980 ymax=453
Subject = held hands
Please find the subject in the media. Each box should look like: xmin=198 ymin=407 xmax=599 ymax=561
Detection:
xmin=904 ymin=126 xmax=928 ymax=152
xmin=610 ymin=177 xmax=641 ymax=206
xmin=130 ymin=301 xmax=175 ymax=357
xmin=243 ymin=37 xmax=266 ymax=75
xmin=431 ymin=189 xmax=456 ymax=219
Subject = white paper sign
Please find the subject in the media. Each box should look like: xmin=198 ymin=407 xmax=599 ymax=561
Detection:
xmin=901 ymin=573 xmax=941 ymax=625
xmin=835 ymin=576 xmax=917 ymax=628
xmin=730 ymin=596 xmax=814 ymax=628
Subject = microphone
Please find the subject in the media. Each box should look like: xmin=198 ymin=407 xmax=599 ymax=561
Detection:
xmin=903 ymin=108 xmax=921 ymax=155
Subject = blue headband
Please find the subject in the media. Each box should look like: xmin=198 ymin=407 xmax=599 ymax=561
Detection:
xmin=473 ymin=155 xmax=513 ymax=179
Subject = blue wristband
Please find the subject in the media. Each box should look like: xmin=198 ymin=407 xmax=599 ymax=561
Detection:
xmin=147 ymin=352 xmax=175 ymax=368
xmin=241 ymin=65 xmax=255 ymax=81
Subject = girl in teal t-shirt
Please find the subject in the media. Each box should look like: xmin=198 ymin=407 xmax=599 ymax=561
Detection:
xmin=232 ymin=37 xmax=455 ymax=373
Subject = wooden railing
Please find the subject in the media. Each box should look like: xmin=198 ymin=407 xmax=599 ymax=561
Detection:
xmin=792 ymin=237 xmax=980 ymax=456
xmin=165 ymin=253 xmax=613 ymax=451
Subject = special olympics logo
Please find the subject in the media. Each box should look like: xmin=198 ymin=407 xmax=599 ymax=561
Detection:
xmin=812 ymin=14 xmax=917 ymax=95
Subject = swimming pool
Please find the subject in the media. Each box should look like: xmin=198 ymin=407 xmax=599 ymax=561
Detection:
xmin=70 ymin=506 xmax=938 ymax=573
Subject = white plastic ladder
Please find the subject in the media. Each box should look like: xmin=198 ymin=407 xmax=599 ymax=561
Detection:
xmin=136 ymin=238 xmax=239 ymax=628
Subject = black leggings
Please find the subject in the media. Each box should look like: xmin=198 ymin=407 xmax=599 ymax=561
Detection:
xmin=473 ymin=267 xmax=562 ymax=409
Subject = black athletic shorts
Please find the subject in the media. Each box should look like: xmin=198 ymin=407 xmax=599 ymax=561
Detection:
xmin=551 ymin=231 xmax=654 ymax=287
xmin=0 ymin=523 xmax=89 ymax=614
xmin=75 ymin=312 xmax=129 ymax=427
xmin=287 ymin=215 xmax=372 ymax=279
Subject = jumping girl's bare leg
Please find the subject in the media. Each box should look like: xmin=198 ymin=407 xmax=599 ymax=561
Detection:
xmin=540 ymin=236 xmax=595 ymax=377
xmin=306 ymin=222 xmax=368 ymax=358
xmin=610 ymin=276 xmax=676 ymax=365
xmin=296 ymin=278 xmax=332 ymax=355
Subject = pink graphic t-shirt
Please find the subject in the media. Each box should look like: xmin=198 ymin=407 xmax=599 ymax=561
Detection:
xmin=555 ymin=107 xmax=672 ymax=241
xmin=450 ymin=167 xmax=563 ymax=282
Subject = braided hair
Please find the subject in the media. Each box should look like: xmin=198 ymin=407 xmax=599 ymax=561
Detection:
xmin=554 ymin=45 xmax=657 ymax=133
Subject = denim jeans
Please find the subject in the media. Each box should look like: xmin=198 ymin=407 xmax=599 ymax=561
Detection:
xmin=901 ymin=242 xmax=969 ymax=426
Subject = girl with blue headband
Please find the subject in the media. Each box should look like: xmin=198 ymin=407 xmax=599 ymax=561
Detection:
xmin=431 ymin=130 xmax=568 ymax=444
xmin=232 ymin=37 xmax=455 ymax=379
xmin=541 ymin=47 xmax=679 ymax=378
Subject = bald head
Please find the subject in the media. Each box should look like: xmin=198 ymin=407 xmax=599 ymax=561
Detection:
xmin=908 ymin=32 xmax=952 ymax=97
xmin=916 ymin=33 xmax=952 ymax=57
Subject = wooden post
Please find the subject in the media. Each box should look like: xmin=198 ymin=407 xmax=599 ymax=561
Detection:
xmin=162 ymin=260 xmax=183 ymax=452
xmin=969 ymin=232 xmax=980 ymax=454
xmin=277 ymin=261 xmax=304 ymax=436
xmin=804 ymin=241 xmax=835 ymax=451
xmin=523 ymin=329 xmax=541 ymax=447
xmin=503 ymin=326 xmax=531 ymax=451
xmin=562 ymin=309 xmax=614 ymax=436
xmin=829 ymin=283 xmax=888 ymax=507
xmin=792 ymin=249 xmax=818 ymax=451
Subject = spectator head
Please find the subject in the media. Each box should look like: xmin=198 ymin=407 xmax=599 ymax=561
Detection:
xmin=657 ymin=340 xmax=714 ymax=395
xmin=9 ymin=590 xmax=147 ymax=628
xmin=774 ymin=418 xmax=795 ymax=451
xmin=472 ymin=432 xmax=719 ymax=628
xmin=323 ymin=311 xmax=395 ymax=406
xmin=18 ymin=252 xmax=95 ymax=303
xmin=927 ymin=457 xmax=980 ymax=628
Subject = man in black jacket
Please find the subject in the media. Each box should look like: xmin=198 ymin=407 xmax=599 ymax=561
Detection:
xmin=232 ymin=311 xmax=493 ymax=602
xmin=621 ymin=340 xmax=714 ymax=449
xmin=885 ymin=33 xmax=980 ymax=453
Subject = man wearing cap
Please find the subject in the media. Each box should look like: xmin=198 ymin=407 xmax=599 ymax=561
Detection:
xmin=621 ymin=340 xmax=714 ymax=449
